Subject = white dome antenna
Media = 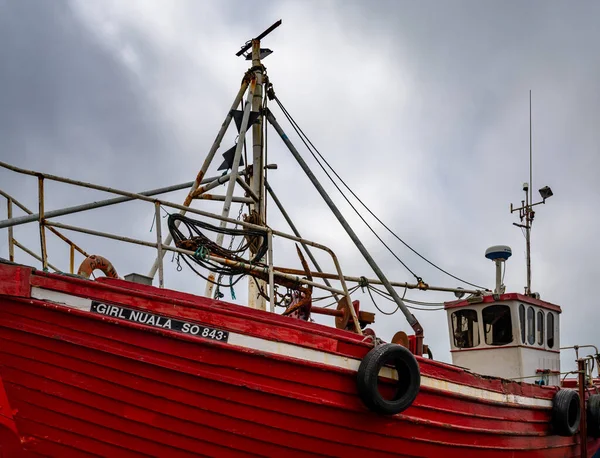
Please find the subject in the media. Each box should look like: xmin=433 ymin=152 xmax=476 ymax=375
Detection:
xmin=485 ymin=245 xmax=512 ymax=294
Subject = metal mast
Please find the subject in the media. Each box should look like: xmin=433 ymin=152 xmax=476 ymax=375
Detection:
xmin=145 ymin=21 xmax=281 ymax=309
xmin=247 ymin=37 xmax=267 ymax=310
xmin=527 ymin=90 xmax=532 ymax=294
xmin=511 ymin=90 xmax=553 ymax=296
xmin=524 ymin=185 xmax=532 ymax=295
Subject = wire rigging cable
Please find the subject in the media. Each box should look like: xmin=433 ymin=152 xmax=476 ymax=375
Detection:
xmin=368 ymin=284 xmax=445 ymax=312
xmin=273 ymin=97 xmax=419 ymax=282
xmin=273 ymin=96 xmax=486 ymax=290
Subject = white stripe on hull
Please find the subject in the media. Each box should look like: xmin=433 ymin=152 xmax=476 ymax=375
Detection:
xmin=30 ymin=287 xmax=554 ymax=408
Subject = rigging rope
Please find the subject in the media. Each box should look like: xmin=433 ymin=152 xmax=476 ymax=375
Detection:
xmin=274 ymin=97 xmax=420 ymax=281
xmin=273 ymin=96 xmax=487 ymax=290
xmin=368 ymin=284 xmax=445 ymax=311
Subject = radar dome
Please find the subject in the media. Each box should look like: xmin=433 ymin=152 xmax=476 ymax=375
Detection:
xmin=485 ymin=245 xmax=512 ymax=262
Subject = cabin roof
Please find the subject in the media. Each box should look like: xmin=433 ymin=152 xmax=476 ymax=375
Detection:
xmin=444 ymin=292 xmax=562 ymax=313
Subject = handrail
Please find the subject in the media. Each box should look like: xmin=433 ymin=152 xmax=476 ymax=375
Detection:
xmin=0 ymin=160 xmax=361 ymax=331
xmin=1 ymin=189 xmax=88 ymax=273
xmin=561 ymin=345 xmax=600 ymax=379
xmin=43 ymin=221 xmax=347 ymax=299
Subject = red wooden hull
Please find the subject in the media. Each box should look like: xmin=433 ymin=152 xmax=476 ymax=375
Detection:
xmin=0 ymin=262 xmax=598 ymax=457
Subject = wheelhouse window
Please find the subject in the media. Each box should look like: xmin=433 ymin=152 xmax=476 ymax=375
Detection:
xmin=519 ymin=304 xmax=525 ymax=344
xmin=537 ymin=310 xmax=544 ymax=345
xmin=527 ymin=306 xmax=535 ymax=345
xmin=452 ymin=309 xmax=480 ymax=349
xmin=547 ymin=312 xmax=555 ymax=348
xmin=482 ymin=304 xmax=513 ymax=345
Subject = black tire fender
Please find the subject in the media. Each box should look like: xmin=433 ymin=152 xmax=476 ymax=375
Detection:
xmin=356 ymin=343 xmax=420 ymax=415
xmin=552 ymin=389 xmax=581 ymax=436
xmin=587 ymin=394 xmax=600 ymax=438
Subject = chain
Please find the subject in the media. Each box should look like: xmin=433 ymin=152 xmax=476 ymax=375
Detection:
xmin=215 ymin=202 xmax=245 ymax=299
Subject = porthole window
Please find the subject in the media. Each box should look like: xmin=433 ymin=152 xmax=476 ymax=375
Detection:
xmin=547 ymin=312 xmax=555 ymax=348
xmin=519 ymin=304 xmax=525 ymax=344
xmin=527 ymin=306 xmax=535 ymax=345
xmin=537 ymin=310 xmax=544 ymax=345
xmin=451 ymin=309 xmax=480 ymax=349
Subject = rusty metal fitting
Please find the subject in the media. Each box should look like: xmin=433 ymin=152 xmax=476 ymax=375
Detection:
xmin=416 ymin=277 xmax=429 ymax=290
xmin=242 ymin=69 xmax=256 ymax=84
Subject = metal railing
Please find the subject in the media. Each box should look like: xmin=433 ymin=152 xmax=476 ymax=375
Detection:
xmin=0 ymin=189 xmax=87 ymax=273
xmin=0 ymin=160 xmax=363 ymax=332
xmin=0 ymin=159 xmax=487 ymax=336
xmin=560 ymin=344 xmax=600 ymax=381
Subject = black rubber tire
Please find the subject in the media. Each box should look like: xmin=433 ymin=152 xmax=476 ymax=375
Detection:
xmin=587 ymin=394 xmax=600 ymax=438
xmin=552 ymin=389 xmax=581 ymax=436
xmin=356 ymin=343 xmax=420 ymax=415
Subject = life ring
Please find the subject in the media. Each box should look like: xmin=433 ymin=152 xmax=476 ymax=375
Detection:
xmin=551 ymin=389 xmax=581 ymax=436
xmin=356 ymin=343 xmax=420 ymax=415
xmin=77 ymin=255 xmax=119 ymax=279
xmin=587 ymin=394 xmax=600 ymax=438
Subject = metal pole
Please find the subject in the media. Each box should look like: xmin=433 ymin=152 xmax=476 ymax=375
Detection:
xmin=190 ymin=171 xmax=237 ymax=198
xmin=0 ymin=179 xmax=267 ymax=233
xmin=267 ymin=229 xmax=275 ymax=312
xmin=0 ymin=179 xmax=206 ymax=230
xmin=205 ymin=81 xmax=256 ymax=297
xmin=206 ymin=255 xmax=345 ymax=296
xmin=525 ymin=89 xmax=533 ymax=295
xmin=195 ymin=194 xmax=253 ymax=204
xmin=1 ymin=189 xmax=89 ymax=259
xmin=251 ymin=40 xmax=264 ymax=205
xmin=43 ymin=220 xmax=345 ymax=296
xmin=148 ymin=81 xmax=250 ymax=278
xmin=267 ymin=109 xmax=422 ymax=348
xmin=529 ymin=90 xmax=533 ymax=211
xmin=37 ymin=177 xmax=48 ymax=271
xmin=235 ymin=20 xmax=282 ymax=56
xmin=578 ymin=358 xmax=588 ymax=457
xmin=0 ymin=191 xmax=29 ymax=215
xmin=7 ymin=198 xmax=14 ymax=262
xmin=235 ymin=176 xmax=259 ymax=202
xmin=248 ymin=39 xmax=267 ymax=311
xmin=266 ymin=181 xmax=337 ymax=295
xmin=525 ymin=188 xmax=531 ymax=295
xmin=154 ymin=202 xmax=164 ymax=288
xmin=494 ymin=260 xmax=502 ymax=294
xmin=70 ymin=244 xmax=75 ymax=274
xmin=270 ymin=267 xmax=482 ymax=295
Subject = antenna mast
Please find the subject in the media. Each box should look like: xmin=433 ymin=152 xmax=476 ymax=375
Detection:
xmin=510 ymin=90 xmax=553 ymax=296
xmin=527 ymin=90 xmax=532 ymax=295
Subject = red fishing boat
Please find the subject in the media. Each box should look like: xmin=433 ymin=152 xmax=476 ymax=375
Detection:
xmin=1 ymin=21 xmax=599 ymax=457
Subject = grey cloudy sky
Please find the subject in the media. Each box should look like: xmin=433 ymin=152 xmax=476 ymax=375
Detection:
xmin=1 ymin=0 xmax=599 ymax=372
